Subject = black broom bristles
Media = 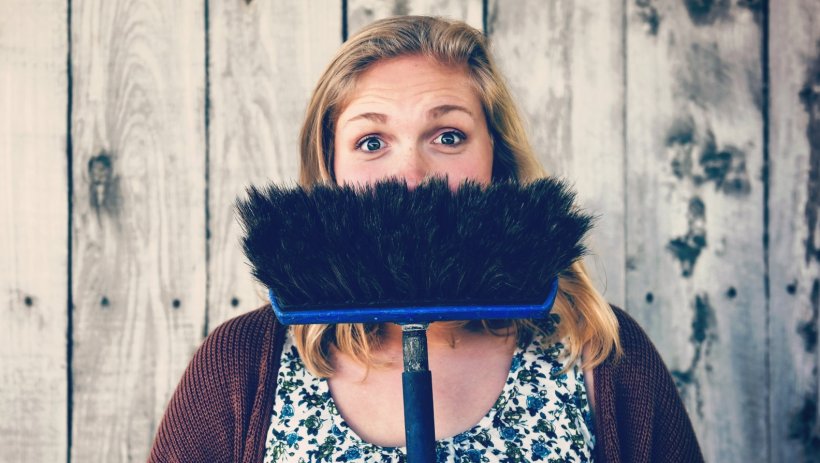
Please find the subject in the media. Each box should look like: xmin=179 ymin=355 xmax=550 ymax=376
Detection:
xmin=236 ymin=176 xmax=595 ymax=312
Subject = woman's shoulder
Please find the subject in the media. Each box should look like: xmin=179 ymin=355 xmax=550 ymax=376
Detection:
xmin=593 ymin=305 xmax=705 ymax=462
xmin=149 ymin=304 xmax=285 ymax=461
xmin=206 ymin=303 xmax=281 ymax=345
xmin=161 ymin=304 xmax=285 ymax=404
xmin=607 ymin=304 xmax=657 ymax=349
xmin=197 ymin=304 xmax=285 ymax=370
xmin=602 ymin=304 xmax=675 ymax=380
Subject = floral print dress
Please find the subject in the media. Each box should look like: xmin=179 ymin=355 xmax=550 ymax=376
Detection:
xmin=263 ymin=328 xmax=595 ymax=462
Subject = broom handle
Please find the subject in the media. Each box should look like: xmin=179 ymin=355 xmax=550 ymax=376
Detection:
xmin=401 ymin=324 xmax=436 ymax=463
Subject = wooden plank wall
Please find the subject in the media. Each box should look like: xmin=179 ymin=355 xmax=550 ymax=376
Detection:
xmin=69 ymin=1 xmax=207 ymax=461
xmin=486 ymin=0 xmax=626 ymax=306
xmin=770 ymin=0 xmax=820 ymax=461
xmin=626 ymin=1 xmax=768 ymax=461
xmin=207 ymin=0 xmax=341 ymax=336
xmin=1 ymin=1 xmax=818 ymax=462
xmin=0 ymin=1 xmax=69 ymax=462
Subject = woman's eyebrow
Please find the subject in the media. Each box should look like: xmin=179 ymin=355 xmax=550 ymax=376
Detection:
xmin=344 ymin=112 xmax=387 ymax=126
xmin=428 ymin=104 xmax=474 ymax=119
xmin=343 ymin=105 xmax=474 ymax=128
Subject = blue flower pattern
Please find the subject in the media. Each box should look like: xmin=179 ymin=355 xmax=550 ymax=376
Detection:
xmin=264 ymin=330 xmax=594 ymax=462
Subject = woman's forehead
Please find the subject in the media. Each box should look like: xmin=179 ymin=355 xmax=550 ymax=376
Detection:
xmin=337 ymin=55 xmax=480 ymax=122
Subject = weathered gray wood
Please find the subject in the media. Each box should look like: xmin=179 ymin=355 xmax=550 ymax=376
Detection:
xmin=207 ymin=0 xmax=341 ymax=331
xmin=487 ymin=0 xmax=626 ymax=307
xmin=625 ymin=1 xmax=767 ymax=460
xmin=347 ymin=0 xmax=482 ymax=37
xmin=0 ymin=1 xmax=68 ymax=461
xmin=70 ymin=1 xmax=206 ymax=461
xmin=770 ymin=1 xmax=820 ymax=461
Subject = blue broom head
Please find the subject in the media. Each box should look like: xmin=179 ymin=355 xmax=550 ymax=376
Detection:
xmin=235 ymin=176 xmax=596 ymax=325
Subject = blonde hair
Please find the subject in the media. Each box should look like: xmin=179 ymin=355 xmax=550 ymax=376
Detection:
xmin=292 ymin=15 xmax=622 ymax=377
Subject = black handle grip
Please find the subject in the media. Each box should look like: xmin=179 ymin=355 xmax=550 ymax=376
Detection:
xmin=402 ymin=369 xmax=436 ymax=463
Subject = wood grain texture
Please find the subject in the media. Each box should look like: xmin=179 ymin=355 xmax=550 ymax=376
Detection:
xmin=486 ymin=0 xmax=626 ymax=307
xmin=207 ymin=0 xmax=341 ymax=332
xmin=347 ymin=0 xmax=482 ymax=38
xmin=0 ymin=0 xmax=68 ymax=461
xmin=625 ymin=0 xmax=767 ymax=460
xmin=769 ymin=1 xmax=820 ymax=461
xmin=70 ymin=1 xmax=206 ymax=461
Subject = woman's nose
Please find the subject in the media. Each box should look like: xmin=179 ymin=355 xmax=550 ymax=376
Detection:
xmin=395 ymin=145 xmax=431 ymax=190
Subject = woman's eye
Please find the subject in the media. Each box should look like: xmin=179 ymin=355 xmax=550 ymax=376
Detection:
xmin=356 ymin=136 xmax=385 ymax=153
xmin=433 ymin=130 xmax=465 ymax=146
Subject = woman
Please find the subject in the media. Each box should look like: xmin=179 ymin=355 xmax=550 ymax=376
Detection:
xmin=149 ymin=16 xmax=703 ymax=463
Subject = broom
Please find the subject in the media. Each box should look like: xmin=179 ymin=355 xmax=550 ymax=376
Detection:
xmin=236 ymin=175 xmax=594 ymax=463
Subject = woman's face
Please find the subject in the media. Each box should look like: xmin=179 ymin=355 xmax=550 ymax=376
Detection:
xmin=333 ymin=55 xmax=493 ymax=190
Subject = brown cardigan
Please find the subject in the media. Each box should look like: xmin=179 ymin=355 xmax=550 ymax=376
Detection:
xmin=148 ymin=305 xmax=704 ymax=462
